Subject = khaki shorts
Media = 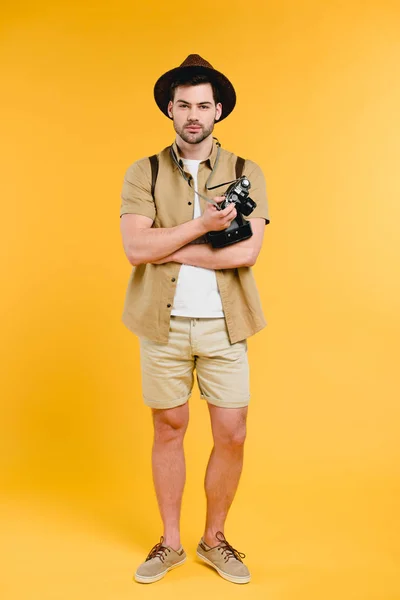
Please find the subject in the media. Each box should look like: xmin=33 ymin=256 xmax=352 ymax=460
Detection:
xmin=139 ymin=316 xmax=249 ymax=409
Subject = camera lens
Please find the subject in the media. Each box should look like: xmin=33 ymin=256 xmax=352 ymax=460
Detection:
xmin=241 ymin=197 xmax=257 ymax=216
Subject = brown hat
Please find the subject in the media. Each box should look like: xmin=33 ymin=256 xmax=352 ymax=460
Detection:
xmin=154 ymin=54 xmax=236 ymax=122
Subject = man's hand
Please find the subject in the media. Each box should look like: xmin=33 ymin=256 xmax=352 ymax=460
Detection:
xmin=200 ymin=196 xmax=237 ymax=232
xmin=149 ymin=197 xmax=237 ymax=265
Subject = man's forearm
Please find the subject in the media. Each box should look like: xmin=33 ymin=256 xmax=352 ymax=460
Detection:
xmin=128 ymin=218 xmax=207 ymax=266
xmin=168 ymin=242 xmax=255 ymax=270
xmin=152 ymin=218 xmax=265 ymax=269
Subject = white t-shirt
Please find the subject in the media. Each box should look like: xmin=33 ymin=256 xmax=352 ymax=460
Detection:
xmin=171 ymin=158 xmax=224 ymax=318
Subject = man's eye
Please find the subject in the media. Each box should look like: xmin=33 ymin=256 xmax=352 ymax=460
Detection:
xmin=200 ymin=105 xmax=209 ymax=109
xmin=179 ymin=104 xmax=188 ymax=108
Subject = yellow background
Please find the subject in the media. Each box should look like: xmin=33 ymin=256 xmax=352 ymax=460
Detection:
xmin=1 ymin=1 xmax=399 ymax=598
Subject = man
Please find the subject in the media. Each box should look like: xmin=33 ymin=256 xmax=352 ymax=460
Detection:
xmin=119 ymin=54 xmax=270 ymax=585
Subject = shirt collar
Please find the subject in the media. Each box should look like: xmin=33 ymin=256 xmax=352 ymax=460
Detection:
xmin=171 ymin=137 xmax=220 ymax=171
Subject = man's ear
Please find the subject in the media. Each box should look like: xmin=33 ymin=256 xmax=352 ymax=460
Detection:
xmin=215 ymin=102 xmax=222 ymax=121
xmin=167 ymin=100 xmax=173 ymax=119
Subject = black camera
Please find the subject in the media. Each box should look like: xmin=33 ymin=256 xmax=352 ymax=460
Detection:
xmin=206 ymin=177 xmax=257 ymax=248
xmin=219 ymin=177 xmax=256 ymax=216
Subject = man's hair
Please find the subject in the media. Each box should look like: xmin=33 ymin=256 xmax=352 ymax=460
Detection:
xmin=169 ymin=74 xmax=221 ymax=105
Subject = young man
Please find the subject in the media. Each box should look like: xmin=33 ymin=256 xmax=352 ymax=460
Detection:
xmin=119 ymin=54 xmax=270 ymax=585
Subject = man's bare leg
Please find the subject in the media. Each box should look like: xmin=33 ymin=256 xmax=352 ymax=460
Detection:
xmin=202 ymin=404 xmax=248 ymax=546
xmin=151 ymin=402 xmax=189 ymax=550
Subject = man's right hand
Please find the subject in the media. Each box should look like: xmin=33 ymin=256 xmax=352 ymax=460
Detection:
xmin=200 ymin=196 xmax=237 ymax=233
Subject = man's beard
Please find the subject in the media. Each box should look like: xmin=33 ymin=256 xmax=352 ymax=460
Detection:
xmin=173 ymin=120 xmax=215 ymax=145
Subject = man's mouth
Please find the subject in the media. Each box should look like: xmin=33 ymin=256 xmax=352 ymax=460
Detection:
xmin=186 ymin=125 xmax=202 ymax=131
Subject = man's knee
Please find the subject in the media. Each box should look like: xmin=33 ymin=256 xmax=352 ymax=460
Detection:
xmin=152 ymin=403 xmax=189 ymax=444
xmin=209 ymin=405 xmax=248 ymax=450
xmin=217 ymin=427 xmax=247 ymax=449
xmin=214 ymin=419 xmax=247 ymax=449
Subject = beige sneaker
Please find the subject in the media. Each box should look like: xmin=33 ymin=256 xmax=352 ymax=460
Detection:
xmin=196 ymin=531 xmax=250 ymax=584
xmin=134 ymin=536 xmax=186 ymax=584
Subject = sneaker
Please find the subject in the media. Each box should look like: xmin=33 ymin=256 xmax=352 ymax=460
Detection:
xmin=196 ymin=531 xmax=250 ymax=584
xmin=134 ymin=536 xmax=186 ymax=584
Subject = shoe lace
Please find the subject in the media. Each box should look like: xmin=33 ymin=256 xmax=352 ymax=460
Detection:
xmin=145 ymin=536 xmax=171 ymax=563
xmin=215 ymin=531 xmax=246 ymax=563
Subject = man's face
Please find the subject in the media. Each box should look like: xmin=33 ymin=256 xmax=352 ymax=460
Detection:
xmin=167 ymin=83 xmax=222 ymax=145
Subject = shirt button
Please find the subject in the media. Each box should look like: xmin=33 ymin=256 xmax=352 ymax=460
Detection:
xmin=167 ymin=303 xmax=171 ymax=308
xmin=188 ymin=201 xmax=192 ymax=205
xmin=171 ymin=278 xmax=176 ymax=282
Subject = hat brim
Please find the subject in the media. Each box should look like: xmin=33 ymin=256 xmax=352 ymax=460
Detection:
xmin=154 ymin=65 xmax=236 ymax=122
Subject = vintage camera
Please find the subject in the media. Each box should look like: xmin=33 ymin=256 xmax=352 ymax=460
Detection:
xmin=206 ymin=177 xmax=257 ymax=248
xmin=219 ymin=177 xmax=256 ymax=215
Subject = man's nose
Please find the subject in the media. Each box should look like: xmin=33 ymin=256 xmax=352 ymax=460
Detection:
xmin=187 ymin=107 xmax=200 ymax=121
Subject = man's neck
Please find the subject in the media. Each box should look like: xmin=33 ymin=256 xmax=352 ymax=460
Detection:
xmin=175 ymin=134 xmax=213 ymax=161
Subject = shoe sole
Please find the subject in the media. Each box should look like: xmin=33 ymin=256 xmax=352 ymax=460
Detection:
xmin=134 ymin=556 xmax=187 ymax=584
xmin=196 ymin=551 xmax=251 ymax=584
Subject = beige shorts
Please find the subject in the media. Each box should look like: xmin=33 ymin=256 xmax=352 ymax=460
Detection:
xmin=139 ymin=316 xmax=249 ymax=410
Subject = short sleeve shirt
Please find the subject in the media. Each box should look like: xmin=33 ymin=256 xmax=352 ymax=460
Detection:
xmin=120 ymin=138 xmax=270 ymax=344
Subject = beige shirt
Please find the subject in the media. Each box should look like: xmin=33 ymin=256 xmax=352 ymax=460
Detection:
xmin=119 ymin=138 xmax=270 ymax=344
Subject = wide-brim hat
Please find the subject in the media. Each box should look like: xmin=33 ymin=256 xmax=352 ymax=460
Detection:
xmin=154 ymin=54 xmax=236 ymax=122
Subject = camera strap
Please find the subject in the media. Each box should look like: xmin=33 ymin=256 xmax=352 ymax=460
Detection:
xmin=169 ymin=145 xmax=221 ymax=208
xmin=168 ymin=143 xmax=245 ymax=211
xmin=206 ymin=178 xmax=240 ymax=191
